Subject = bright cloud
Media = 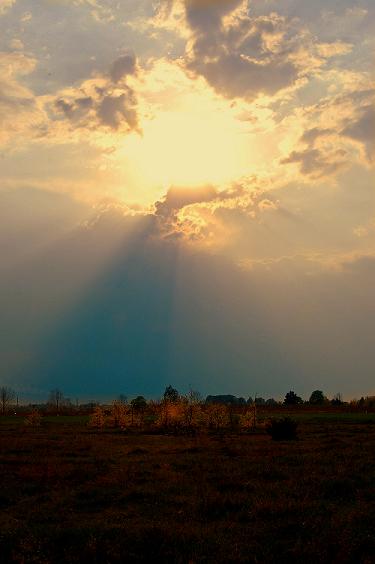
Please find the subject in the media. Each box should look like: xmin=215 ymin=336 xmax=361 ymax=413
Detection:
xmin=0 ymin=0 xmax=16 ymax=16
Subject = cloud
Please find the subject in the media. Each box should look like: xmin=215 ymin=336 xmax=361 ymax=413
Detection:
xmin=163 ymin=0 xmax=354 ymax=102
xmin=341 ymin=104 xmax=375 ymax=163
xmin=281 ymin=147 xmax=347 ymax=179
xmin=300 ymin=127 xmax=334 ymax=146
xmin=57 ymin=184 xmax=222 ymax=245
xmin=315 ymin=41 xmax=353 ymax=58
xmin=74 ymin=0 xmax=115 ymax=23
xmin=53 ymin=86 xmax=139 ymax=133
xmin=97 ymin=90 xmax=139 ymax=130
xmin=9 ymin=38 xmax=24 ymax=50
xmin=153 ymin=184 xmax=218 ymax=240
xmin=280 ymin=87 xmax=375 ymax=177
xmin=0 ymin=48 xmax=137 ymax=150
xmin=320 ymin=4 xmax=373 ymax=44
xmin=0 ymin=0 xmax=15 ymax=16
xmin=341 ymin=253 xmax=375 ymax=274
xmin=149 ymin=180 xmax=284 ymax=245
xmin=155 ymin=184 xmax=217 ymax=214
xmin=110 ymin=53 xmax=137 ymax=83
xmin=150 ymin=0 xmax=187 ymax=33
xmin=184 ymin=4 xmax=299 ymax=100
xmin=50 ymin=55 xmax=140 ymax=134
xmin=0 ymin=51 xmax=45 ymax=146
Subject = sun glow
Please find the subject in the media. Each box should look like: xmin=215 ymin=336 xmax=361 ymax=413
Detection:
xmin=117 ymin=104 xmax=250 ymax=196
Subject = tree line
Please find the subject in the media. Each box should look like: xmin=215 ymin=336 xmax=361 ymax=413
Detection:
xmin=1 ymin=384 xmax=374 ymax=416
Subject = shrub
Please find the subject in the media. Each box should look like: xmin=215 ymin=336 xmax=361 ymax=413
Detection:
xmin=206 ymin=404 xmax=229 ymax=430
xmin=109 ymin=401 xmax=130 ymax=429
xmin=88 ymin=406 xmax=106 ymax=429
xmin=156 ymin=401 xmax=183 ymax=429
xmin=239 ymin=410 xmax=256 ymax=431
xmin=24 ymin=409 xmax=42 ymax=427
xmin=266 ymin=417 xmax=298 ymax=441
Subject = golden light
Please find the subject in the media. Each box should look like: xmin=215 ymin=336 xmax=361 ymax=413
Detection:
xmin=116 ymin=102 xmax=250 ymax=198
xmin=107 ymin=61 xmax=283 ymax=204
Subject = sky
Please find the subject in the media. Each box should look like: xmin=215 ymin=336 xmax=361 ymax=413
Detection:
xmin=0 ymin=0 xmax=374 ymax=402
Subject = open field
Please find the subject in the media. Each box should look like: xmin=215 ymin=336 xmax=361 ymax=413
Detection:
xmin=1 ymin=413 xmax=374 ymax=563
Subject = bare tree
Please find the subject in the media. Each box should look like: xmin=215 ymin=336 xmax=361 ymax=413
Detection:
xmin=49 ymin=388 xmax=64 ymax=414
xmin=0 ymin=386 xmax=15 ymax=415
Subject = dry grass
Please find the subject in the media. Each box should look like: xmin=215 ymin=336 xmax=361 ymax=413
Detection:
xmin=0 ymin=414 xmax=374 ymax=563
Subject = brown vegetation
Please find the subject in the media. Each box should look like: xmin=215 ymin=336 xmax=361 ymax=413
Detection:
xmin=0 ymin=410 xmax=374 ymax=563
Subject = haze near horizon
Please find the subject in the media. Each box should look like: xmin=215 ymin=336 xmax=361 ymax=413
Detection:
xmin=0 ymin=0 xmax=374 ymax=400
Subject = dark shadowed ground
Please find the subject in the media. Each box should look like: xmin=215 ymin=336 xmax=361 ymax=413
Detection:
xmin=0 ymin=413 xmax=374 ymax=563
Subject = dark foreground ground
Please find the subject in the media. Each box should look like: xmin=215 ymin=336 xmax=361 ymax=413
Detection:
xmin=0 ymin=413 xmax=374 ymax=563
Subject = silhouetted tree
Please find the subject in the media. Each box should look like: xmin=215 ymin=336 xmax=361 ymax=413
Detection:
xmin=309 ymin=390 xmax=326 ymax=405
xmin=255 ymin=397 xmax=265 ymax=405
xmin=266 ymin=398 xmax=278 ymax=406
xmin=163 ymin=385 xmax=179 ymax=403
xmin=130 ymin=396 xmax=147 ymax=425
xmin=131 ymin=396 xmax=147 ymax=410
xmin=0 ymin=386 xmax=15 ymax=414
xmin=284 ymin=390 xmax=303 ymax=405
xmin=49 ymin=388 xmax=64 ymax=413
xmin=206 ymin=395 xmax=242 ymax=405
xmin=331 ymin=393 xmax=343 ymax=406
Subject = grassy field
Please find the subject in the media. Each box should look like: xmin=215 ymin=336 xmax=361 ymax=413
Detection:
xmin=0 ymin=413 xmax=374 ymax=563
